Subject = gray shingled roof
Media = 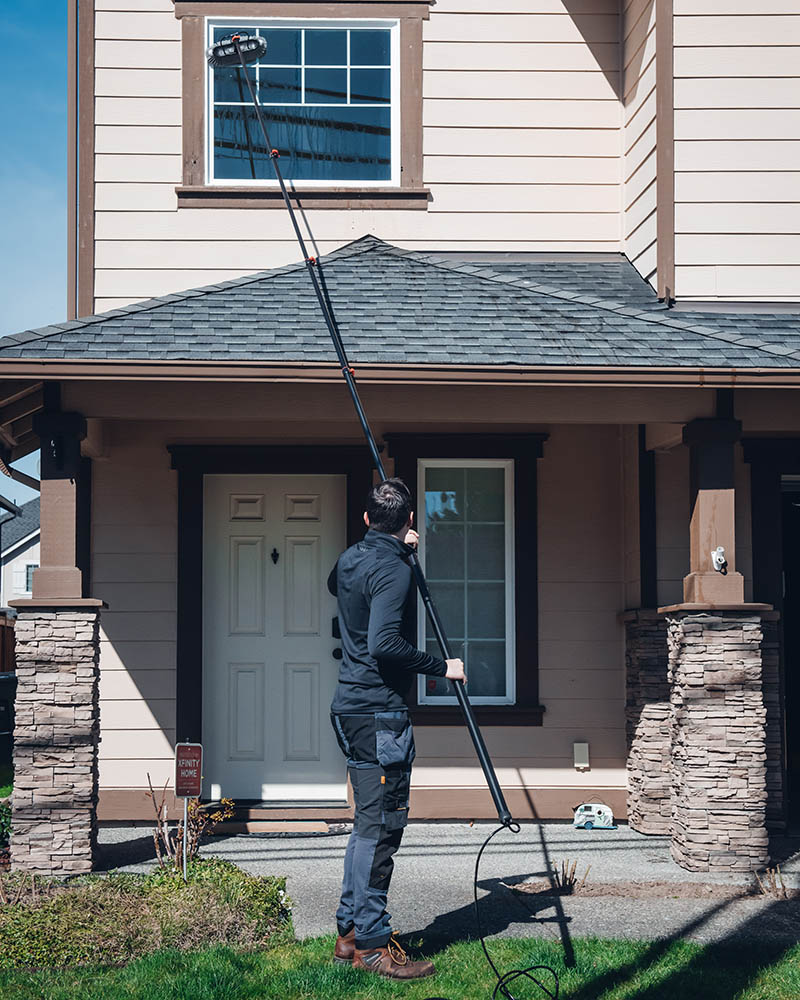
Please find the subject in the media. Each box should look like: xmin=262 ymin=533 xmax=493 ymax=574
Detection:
xmin=1 ymin=235 xmax=799 ymax=367
xmin=0 ymin=498 xmax=39 ymax=553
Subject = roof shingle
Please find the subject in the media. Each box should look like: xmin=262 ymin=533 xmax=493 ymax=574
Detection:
xmin=1 ymin=235 xmax=799 ymax=368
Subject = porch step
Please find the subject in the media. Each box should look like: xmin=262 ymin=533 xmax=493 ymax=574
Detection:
xmin=215 ymin=820 xmax=332 ymax=835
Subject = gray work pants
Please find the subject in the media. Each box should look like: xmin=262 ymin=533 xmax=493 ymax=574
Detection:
xmin=331 ymin=711 xmax=414 ymax=950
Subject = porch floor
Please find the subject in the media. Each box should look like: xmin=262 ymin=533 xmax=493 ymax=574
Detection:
xmin=97 ymin=822 xmax=800 ymax=946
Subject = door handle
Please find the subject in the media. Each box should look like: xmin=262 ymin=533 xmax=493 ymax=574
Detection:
xmin=332 ymin=648 xmax=343 ymax=660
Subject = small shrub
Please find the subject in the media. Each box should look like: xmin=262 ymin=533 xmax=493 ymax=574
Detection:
xmin=0 ymin=763 xmax=12 ymax=799
xmin=0 ymin=801 xmax=10 ymax=848
xmin=550 ymin=859 xmax=590 ymax=894
xmin=0 ymin=859 xmax=293 ymax=969
xmin=756 ymin=866 xmax=787 ymax=900
xmin=146 ymin=774 xmax=235 ymax=870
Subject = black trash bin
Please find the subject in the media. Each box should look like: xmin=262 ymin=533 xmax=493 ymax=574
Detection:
xmin=0 ymin=672 xmax=16 ymax=776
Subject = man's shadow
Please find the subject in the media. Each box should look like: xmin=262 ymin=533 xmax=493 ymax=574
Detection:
xmin=401 ymin=870 xmax=571 ymax=955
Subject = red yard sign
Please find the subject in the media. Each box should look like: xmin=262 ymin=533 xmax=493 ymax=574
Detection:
xmin=175 ymin=743 xmax=203 ymax=798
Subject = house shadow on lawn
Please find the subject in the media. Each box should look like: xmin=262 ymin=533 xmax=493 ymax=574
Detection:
xmin=565 ymin=897 xmax=799 ymax=1000
xmin=402 ymin=800 xmax=799 ymax=1000
xmin=405 ymin=887 xmax=799 ymax=1000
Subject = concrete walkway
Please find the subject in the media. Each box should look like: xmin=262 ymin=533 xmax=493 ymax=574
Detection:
xmin=98 ymin=822 xmax=800 ymax=947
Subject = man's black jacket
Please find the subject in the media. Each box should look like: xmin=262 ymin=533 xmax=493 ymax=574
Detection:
xmin=329 ymin=529 xmax=447 ymax=714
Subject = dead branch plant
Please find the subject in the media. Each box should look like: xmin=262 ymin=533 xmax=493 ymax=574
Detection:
xmin=550 ymin=859 xmax=591 ymax=894
xmin=755 ymin=866 xmax=787 ymax=900
xmin=146 ymin=772 xmax=234 ymax=872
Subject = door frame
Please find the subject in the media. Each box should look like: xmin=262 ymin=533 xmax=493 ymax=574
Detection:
xmin=168 ymin=445 xmax=373 ymax=745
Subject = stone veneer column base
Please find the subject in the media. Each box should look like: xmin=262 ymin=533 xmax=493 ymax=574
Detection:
xmin=624 ymin=610 xmax=670 ymax=835
xmin=760 ymin=616 xmax=784 ymax=829
xmin=11 ymin=608 xmax=101 ymax=875
xmin=667 ymin=612 xmax=768 ymax=873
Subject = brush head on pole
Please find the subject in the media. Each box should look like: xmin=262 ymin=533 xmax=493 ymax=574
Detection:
xmin=207 ymin=33 xmax=266 ymax=67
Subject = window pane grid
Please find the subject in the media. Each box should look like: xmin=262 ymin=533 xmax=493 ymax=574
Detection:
xmin=210 ymin=22 xmax=394 ymax=182
xmin=212 ymin=28 xmax=390 ymax=107
xmin=420 ymin=463 xmax=513 ymax=704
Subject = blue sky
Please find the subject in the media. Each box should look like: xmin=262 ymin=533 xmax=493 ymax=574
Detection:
xmin=0 ymin=1 xmax=66 ymax=503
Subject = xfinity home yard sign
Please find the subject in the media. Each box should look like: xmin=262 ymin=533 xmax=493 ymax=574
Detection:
xmin=175 ymin=743 xmax=203 ymax=798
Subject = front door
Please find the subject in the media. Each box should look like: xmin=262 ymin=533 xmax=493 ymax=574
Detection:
xmin=203 ymin=474 xmax=347 ymax=802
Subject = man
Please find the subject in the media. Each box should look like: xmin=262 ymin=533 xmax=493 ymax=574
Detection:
xmin=329 ymin=478 xmax=466 ymax=980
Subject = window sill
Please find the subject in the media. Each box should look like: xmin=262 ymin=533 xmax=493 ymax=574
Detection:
xmin=410 ymin=706 xmax=546 ymax=727
xmin=175 ymin=186 xmax=430 ymax=210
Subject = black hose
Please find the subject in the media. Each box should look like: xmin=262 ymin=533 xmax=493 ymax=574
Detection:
xmin=472 ymin=825 xmax=559 ymax=1000
xmin=422 ymin=824 xmax=559 ymax=1000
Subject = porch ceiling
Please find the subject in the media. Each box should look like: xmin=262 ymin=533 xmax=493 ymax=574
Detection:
xmin=1 ymin=236 xmax=800 ymax=379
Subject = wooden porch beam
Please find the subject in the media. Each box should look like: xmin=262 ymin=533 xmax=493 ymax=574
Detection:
xmin=0 ymin=388 xmax=43 ymax=428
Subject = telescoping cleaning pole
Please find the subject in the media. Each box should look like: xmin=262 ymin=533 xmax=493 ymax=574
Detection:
xmin=208 ymin=33 xmax=513 ymax=828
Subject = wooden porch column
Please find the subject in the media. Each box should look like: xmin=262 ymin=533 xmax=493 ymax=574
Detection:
xmin=10 ymin=407 xmax=103 ymax=874
xmin=682 ymin=417 xmax=744 ymax=605
xmin=31 ymin=410 xmax=87 ymax=600
xmin=659 ymin=415 xmax=772 ymax=873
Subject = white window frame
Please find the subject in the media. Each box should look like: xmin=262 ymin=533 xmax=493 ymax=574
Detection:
xmin=416 ymin=459 xmax=516 ymax=707
xmin=24 ymin=563 xmax=38 ymax=595
xmin=205 ymin=17 xmax=401 ymax=188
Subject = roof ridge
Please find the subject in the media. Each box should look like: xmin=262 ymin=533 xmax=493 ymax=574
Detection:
xmin=387 ymin=248 xmax=799 ymax=363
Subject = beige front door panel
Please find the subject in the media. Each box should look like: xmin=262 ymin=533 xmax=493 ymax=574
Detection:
xmin=203 ymin=474 xmax=347 ymax=802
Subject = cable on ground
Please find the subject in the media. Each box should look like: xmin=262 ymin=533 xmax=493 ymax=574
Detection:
xmin=424 ymin=823 xmax=559 ymax=1000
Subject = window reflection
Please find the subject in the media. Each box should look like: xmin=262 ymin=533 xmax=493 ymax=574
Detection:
xmin=423 ymin=465 xmax=510 ymax=701
xmin=211 ymin=23 xmax=393 ymax=182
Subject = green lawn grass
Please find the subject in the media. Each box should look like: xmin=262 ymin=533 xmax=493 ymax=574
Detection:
xmin=1 ymin=935 xmax=798 ymax=1000
xmin=0 ymin=763 xmax=12 ymax=799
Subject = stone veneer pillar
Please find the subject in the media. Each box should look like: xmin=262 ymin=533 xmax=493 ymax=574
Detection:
xmin=11 ymin=607 xmax=101 ymax=874
xmin=624 ymin=610 xmax=671 ymax=834
xmin=760 ymin=616 xmax=784 ymax=829
xmin=667 ymin=611 xmax=768 ymax=872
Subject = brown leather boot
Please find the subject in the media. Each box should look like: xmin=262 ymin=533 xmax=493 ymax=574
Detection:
xmin=352 ymin=935 xmax=436 ymax=980
xmin=333 ymin=926 xmax=356 ymax=964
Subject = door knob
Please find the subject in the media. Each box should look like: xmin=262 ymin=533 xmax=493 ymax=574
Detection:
xmin=332 ymin=648 xmax=343 ymax=660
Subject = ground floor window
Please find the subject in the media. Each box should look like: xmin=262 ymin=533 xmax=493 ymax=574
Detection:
xmin=418 ymin=459 xmax=515 ymax=706
xmin=386 ymin=433 xmax=545 ymax=725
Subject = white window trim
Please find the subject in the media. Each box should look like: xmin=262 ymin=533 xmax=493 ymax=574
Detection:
xmin=416 ymin=458 xmax=516 ymax=707
xmin=205 ymin=17 xmax=401 ymax=188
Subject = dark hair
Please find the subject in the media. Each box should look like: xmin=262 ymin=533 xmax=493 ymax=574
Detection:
xmin=365 ymin=478 xmax=413 ymax=534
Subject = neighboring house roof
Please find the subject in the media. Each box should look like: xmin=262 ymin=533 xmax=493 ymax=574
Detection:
xmin=0 ymin=497 xmax=39 ymax=556
xmin=1 ymin=236 xmax=800 ymax=368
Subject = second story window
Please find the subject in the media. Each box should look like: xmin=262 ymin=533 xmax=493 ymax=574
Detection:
xmin=208 ymin=21 xmax=398 ymax=186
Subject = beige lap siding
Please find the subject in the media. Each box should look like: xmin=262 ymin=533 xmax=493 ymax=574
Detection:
xmin=81 ymin=397 xmax=631 ymax=809
xmin=414 ymin=425 xmax=628 ymax=801
xmin=92 ymin=428 xmax=178 ymax=792
xmin=673 ymin=3 xmax=800 ymax=300
xmin=93 ymin=0 xmax=622 ymax=311
xmin=622 ymin=0 xmax=658 ymax=290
